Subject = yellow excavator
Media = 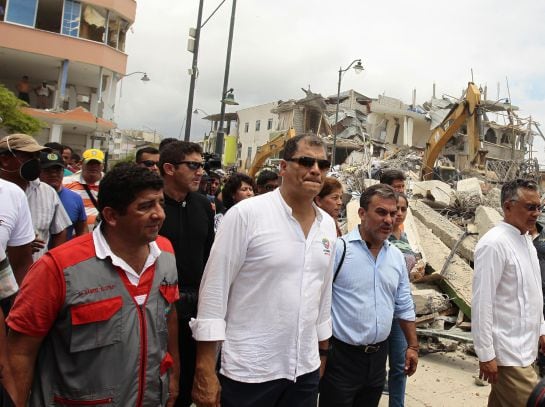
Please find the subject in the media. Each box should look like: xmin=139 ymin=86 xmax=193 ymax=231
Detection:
xmin=420 ymin=82 xmax=487 ymax=180
xmin=247 ymin=128 xmax=296 ymax=178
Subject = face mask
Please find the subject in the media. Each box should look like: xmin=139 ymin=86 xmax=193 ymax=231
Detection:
xmin=19 ymin=158 xmax=41 ymax=181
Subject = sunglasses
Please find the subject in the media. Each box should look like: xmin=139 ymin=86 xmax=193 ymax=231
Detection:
xmin=264 ymin=184 xmax=277 ymax=192
xmin=510 ymin=200 xmax=543 ymax=212
xmin=285 ymin=156 xmax=330 ymax=170
xmin=140 ymin=160 xmax=159 ymax=168
xmin=172 ymin=160 xmax=205 ymax=170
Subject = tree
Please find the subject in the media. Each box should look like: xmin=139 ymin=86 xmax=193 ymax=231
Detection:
xmin=0 ymin=84 xmax=44 ymax=135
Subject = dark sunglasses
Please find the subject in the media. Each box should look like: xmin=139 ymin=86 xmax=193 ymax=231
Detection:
xmin=264 ymin=184 xmax=277 ymax=192
xmin=140 ymin=160 xmax=159 ymax=168
xmin=285 ymin=156 xmax=330 ymax=170
xmin=172 ymin=160 xmax=205 ymax=170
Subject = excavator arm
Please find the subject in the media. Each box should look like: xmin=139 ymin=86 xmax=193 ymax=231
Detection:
xmin=420 ymin=82 xmax=482 ymax=180
xmin=248 ymin=128 xmax=296 ymax=178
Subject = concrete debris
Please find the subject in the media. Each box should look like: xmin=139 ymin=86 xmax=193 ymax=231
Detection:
xmin=474 ymin=206 xmax=503 ymax=239
xmin=412 ymin=180 xmax=454 ymax=207
xmin=456 ymin=178 xmax=483 ymax=200
xmin=413 ymin=217 xmax=473 ymax=318
xmin=410 ymin=199 xmax=477 ymax=262
xmin=412 ymin=287 xmax=451 ymax=316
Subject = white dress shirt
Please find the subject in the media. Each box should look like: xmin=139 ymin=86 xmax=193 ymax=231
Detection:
xmin=472 ymin=221 xmax=545 ymax=366
xmin=190 ymin=188 xmax=337 ymax=383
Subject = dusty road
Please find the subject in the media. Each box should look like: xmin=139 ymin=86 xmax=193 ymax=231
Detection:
xmin=380 ymin=351 xmax=489 ymax=406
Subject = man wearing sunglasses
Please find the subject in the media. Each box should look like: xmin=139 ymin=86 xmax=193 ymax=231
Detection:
xmin=256 ymin=169 xmax=280 ymax=195
xmin=159 ymin=141 xmax=215 ymax=407
xmin=473 ymin=178 xmax=545 ymax=406
xmin=191 ymin=134 xmax=337 ymax=407
xmin=136 ymin=147 xmax=160 ymax=174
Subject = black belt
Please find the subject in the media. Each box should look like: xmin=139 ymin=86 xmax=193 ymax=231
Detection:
xmin=332 ymin=336 xmax=386 ymax=354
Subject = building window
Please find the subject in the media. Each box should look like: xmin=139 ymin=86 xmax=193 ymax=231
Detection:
xmin=267 ymin=118 xmax=273 ymax=130
xmin=255 ymin=120 xmax=261 ymax=132
xmin=5 ymin=0 xmax=38 ymax=26
xmin=79 ymin=4 xmax=106 ymax=43
xmin=247 ymin=146 xmax=252 ymax=160
xmin=62 ymin=0 xmax=81 ymax=36
xmin=244 ymin=122 xmax=249 ymax=133
xmin=35 ymin=0 xmax=63 ymax=33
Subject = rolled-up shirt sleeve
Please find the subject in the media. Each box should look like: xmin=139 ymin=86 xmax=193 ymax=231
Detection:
xmin=394 ymin=259 xmax=415 ymax=321
xmin=189 ymin=207 xmax=249 ymax=341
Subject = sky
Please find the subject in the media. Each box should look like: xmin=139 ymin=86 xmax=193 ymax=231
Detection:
xmin=117 ymin=0 xmax=545 ymax=162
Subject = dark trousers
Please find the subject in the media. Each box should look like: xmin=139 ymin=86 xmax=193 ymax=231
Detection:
xmin=219 ymin=369 xmax=320 ymax=407
xmin=319 ymin=337 xmax=388 ymax=407
xmin=174 ymin=316 xmax=196 ymax=407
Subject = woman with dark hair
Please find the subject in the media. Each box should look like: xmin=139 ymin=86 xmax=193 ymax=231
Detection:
xmin=221 ymin=172 xmax=255 ymax=210
xmin=314 ymin=177 xmax=343 ymax=236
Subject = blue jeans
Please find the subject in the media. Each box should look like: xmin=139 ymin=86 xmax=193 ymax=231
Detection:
xmin=387 ymin=319 xmax=407 ymax=407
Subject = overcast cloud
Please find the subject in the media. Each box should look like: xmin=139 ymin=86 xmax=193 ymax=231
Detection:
xmin=116 ymin=0 xmax=545 ymax=160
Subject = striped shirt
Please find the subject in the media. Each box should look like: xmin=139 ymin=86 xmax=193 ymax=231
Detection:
xmin=0 ymin=254 xmax=18 ymax=300
xmin=63 ymin=172 xmax=101 ymax=230
xmin=25 ymin=180 xmax=71 ymax=261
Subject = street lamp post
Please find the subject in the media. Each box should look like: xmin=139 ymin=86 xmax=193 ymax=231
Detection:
xmin=331 ymin=59 xmax=363 ymax=167
xmin=214 ymin=0 xmax=238 ymax=158
xmin=184 ymin=0 xmax=204 ymax=141
xmin=194 ymin=108 xmax=213 ymax=132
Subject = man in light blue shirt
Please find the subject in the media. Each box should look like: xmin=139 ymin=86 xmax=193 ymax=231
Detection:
xmin=320 ymin=184 xmax=418 ymax=407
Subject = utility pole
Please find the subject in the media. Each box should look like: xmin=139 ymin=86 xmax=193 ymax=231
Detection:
xmin=184 ymin=0 xmax=204 ymax=141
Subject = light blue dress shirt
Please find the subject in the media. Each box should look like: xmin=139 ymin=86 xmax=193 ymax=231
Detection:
xmin=331 ymin=226 xmax=415 ymax=346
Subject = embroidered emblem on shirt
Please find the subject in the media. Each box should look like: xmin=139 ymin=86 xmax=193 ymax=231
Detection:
xmin=322 ymin=238 xmax=331 ymax=255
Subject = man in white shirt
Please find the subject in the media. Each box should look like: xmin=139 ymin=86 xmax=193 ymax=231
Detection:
xmin=190 ymin=134 xmax=337 ymax=407
xmin=472 ymin=178 xmax=545 ymax=406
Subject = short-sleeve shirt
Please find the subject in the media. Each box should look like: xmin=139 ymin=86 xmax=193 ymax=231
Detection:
xmin=0 ymin=179 xmax=34 ymax=252
xmin=58 ymin=187 xmax=87 ymax=240
xmin=25 ymin=180 xmax=71 ymax=261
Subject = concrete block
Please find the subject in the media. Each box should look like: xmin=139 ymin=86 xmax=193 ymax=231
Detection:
xmin=474 ymin=206 xmax=503 ymax=239
xmin=413 ymin=288 xmax=451 ymax=316
xmin=413 ymin=217 xmax=473 ymax=318
xmin=410 ymin=199 xmax=477 ymax=262
xmin=456 ymin=178 xmax=483 ymax=199
xmin=412 ymin=180 xmax=453 ymax=207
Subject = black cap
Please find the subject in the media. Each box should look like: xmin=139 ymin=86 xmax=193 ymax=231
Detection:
xmin=40 ymin=151 xmax=64 ymax=169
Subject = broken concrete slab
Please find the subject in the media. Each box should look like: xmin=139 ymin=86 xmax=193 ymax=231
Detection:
xmin=412 ymin=180 xmax=454 ymax=207
xmin=413 ymin=216 xmax=473 ymax=318
xmin=413 ymin=288 xmax=451 ymax=316
xmin=456 ymin=178 xmax=483 ymax=200
xmin=346 ymin=198 xmax=359 ymax=233
xmin=474 ymin=205 xmax=503 ymax=239
xmin=410 ymin=199 xmax=478 ymax=262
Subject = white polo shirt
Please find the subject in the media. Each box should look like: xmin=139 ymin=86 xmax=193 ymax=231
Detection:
xmin=0 ymin=178 xmax=34 ymax=252
xmin=190 ymin=188 xmax=337 ymax=383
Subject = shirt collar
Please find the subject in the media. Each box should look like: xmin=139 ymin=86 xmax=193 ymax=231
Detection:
xmin=274 ymin=188 xmax=324 ymax=222
xmin=345 ymin=225 xmax=392 ymax=248
xmin=93 ymin=223 xmax=161 ymax=275
xmin=499 ymin=220 xmax=529 ymax=236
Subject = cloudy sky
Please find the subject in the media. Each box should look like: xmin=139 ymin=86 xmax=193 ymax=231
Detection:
xmin=117 ymin=0 xmax=545 ymax=160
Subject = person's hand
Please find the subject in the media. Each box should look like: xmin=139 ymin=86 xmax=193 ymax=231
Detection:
xmin=166 ymin=369 xmax=179 ymax=407
xmin=539 ymin=336 xmax=545 ymax=354
xmin=31 ymin=236 xmax=45 ymax=253
xmin=479 ymin=359 xmax=498 ymax=384
xmin=404 ymin=348 xmax=418 ymax=376
xmin=192 ymin=367 xmax=221 ymax=407
xmin=319 ymin=355 xmax=327 ymax=379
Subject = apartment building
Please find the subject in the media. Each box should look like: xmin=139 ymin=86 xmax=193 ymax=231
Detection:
xmin=0 ymin=0 xmax=136 ymax=153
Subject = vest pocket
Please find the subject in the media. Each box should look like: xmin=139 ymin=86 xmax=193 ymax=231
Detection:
xmin=53 ymin=394 xmax=114 ymax=405
xmin=69 ymin=296 xmax=123 ymax=353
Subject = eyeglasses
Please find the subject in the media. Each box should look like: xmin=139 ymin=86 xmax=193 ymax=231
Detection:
xmin=510 ymin=200 xmax=543 ymax=212
xmin=264 ymin=184 xmax=277 ymax=192
xmin=285 ymin=156 xmax=330 ymax=170
xmin=171 ymin=161 xmax=205 ymax=170
xmin=139 ymin=160 xmax=159 ymax=168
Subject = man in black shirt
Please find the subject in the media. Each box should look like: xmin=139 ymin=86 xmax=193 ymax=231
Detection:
xmin=159 ymin=141 xmax=215 ymax=407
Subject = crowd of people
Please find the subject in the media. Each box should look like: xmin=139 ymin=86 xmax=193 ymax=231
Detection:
xmin=0 ymin=131 xmax=544 ymax=407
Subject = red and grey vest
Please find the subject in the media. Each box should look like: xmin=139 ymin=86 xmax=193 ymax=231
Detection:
xmin=29 ymin=234 xmax=179 ymax=407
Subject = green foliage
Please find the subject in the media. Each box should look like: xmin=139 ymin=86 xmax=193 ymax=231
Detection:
xmin=0 ymin=84 xmax=44 ymax=135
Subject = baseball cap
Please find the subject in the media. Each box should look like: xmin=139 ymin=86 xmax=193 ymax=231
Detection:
xmin=39 ymin=151 xmax=64 ymax=169
xmin=0 ymin=134 xmax=47 ymax=154
xmin=82 ymin=149 xmax=105 ymax=164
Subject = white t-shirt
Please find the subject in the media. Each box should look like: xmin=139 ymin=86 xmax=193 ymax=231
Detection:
xmin=0 ymin=179 xmax=34 ymax=252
